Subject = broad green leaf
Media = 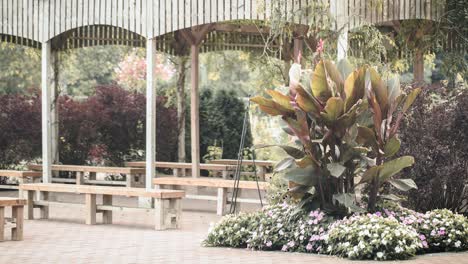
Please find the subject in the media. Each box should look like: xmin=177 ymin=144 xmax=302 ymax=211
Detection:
xmin=284 ymin=116 xmax=310 ymax=143
xmin=368 ymin=68 xmax=389 ymax=117
xmin=384 ymin=136 xmax=401 ymax=158
xmin=266 ymin=90 xmax=293 ymax=111
xmin=344 ymin=68 xmax=366 ymax=111
xmin=356 ymin=126 xmax=378 ymax=151
xmin=359 ymin=166 xmax=381 ymax=184
xmin=283 ymin=165 xmax=320 ymax=187
xmin=337 ymin=58 xmax=353 ymax=80
xmin=387 ymin=75 xmax=401 ymax=104
xmin=333 ymin=193 xmax=365 ymax=213
xmin=250 ymin=96 xmax=293 ymax=116
xmin=402 ymin=88 xmax=422 ymax=113
xmin=274 ymin=157 xmax=295 ymax=172
xmin=320 ymin=97 xmax=344 ymax=125
xmin=379 ymin=156 xmax=415 ymax=183
xmin=311 ymin=60 xmax=342 ymax=102
xmin=296 ymin=156 xmax=316 ymax=168
xmin=255 ymin=144 xmax=305 ymax=159
xmin=295 ymin=85 xmax=321 ymax=116
xmin=327 ymin=163 xmax=346 ymax=178
xmin=379 ymin=194 xmax=405 ymax=201
xmin=388 ymin=178 xmax=418 ymax=191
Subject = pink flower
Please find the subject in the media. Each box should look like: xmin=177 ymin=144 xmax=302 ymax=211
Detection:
xmin=266 ymin=241 xmax=272 ymax=247
xmin=438 ymin=229 xmax=446 ymax=236
xmin=281 ymin=245 xmax=288 ymax=251
xmin=316 ymin=39 xmax=324 ymax=53
xmin=422 ymin=241 xmax=428 ymax=248
xmin=306 ymin=244 xmax=313 ymax=251
xmin=419 ymin=234 xmax=426 ymax=240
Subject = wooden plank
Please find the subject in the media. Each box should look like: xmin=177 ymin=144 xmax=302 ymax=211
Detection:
xmin=129 ymin=0 xmax=135 ymax=32
xmin=19 ymin=183 xmax=185 ymax=199
xmin=153 ymin=177 xmax=269 ymax=190
xmin=28 ymin=164 xmax=145 ymax=174
xmin=0 ymin=198 xmax=27 ymax=207
xmin=209 ymin=159 xmax=274 ymax=167
xmin=0 ymin=170 xmax=42 ymax=178
xmin=126 ymin=161 xmax=235 ymax=171
xmin=102 ymin=195 xmax=113 ymax=224
xmin=141 ymin=0 xmax=147 ymax=35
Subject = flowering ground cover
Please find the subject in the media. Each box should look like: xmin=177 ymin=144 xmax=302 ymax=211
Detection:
xmin=203 ymin=202 xmax=468 ymax=261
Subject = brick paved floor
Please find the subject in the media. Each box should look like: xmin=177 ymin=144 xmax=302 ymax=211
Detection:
xmin=0 ymin=190 xmax=467 ymax=264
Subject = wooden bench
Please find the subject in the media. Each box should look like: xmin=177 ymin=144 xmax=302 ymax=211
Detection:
xmin=0 ymin=197 xmax=26 ymax=241
xmin=0 ymin=170 xmax=42 ymax=190
xmin=125 ymin=161 xmax=236 ymax=178
xmin=19 ymin=183 xmax=184 ymax=230
xmin=209 ymin=159 xmax=275 ymax=180
xmin=153 ymin=177 xmax=269 ymax=216
xmin=28 ymin=164 xmax=146 ymax=187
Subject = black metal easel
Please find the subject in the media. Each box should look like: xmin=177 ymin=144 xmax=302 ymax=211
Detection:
xmin=229 ymin=96 xmax=264 ymax=214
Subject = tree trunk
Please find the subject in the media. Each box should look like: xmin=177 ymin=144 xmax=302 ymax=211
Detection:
xmin=176 ymin=56 xmax=188 ymax=164
xmin=413 ymin=49 xmax=424 ymax=85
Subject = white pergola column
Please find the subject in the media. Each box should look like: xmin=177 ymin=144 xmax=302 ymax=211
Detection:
xmin=337 ymin=30 xmax=348 ymax=61
xmin=41 ymin=41 xmax=54 ymax=183
xmin=190 ymin=44 xmax=200 ymax=178
xmin=145 ymin=38 xmax=157 ymax=191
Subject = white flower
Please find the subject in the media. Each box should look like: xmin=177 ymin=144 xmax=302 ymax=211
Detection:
xmin=376 ymin=252 xmax=384 ymax=259
xmin=395 ymin=246 xmax=402 ymax=253
xmin=455 ymin=241 xmax=461 ymax=248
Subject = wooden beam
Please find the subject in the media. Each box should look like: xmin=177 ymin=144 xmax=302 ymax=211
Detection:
xmin=41 ymin=41 xmax=53 ymax=183
xmin=146 ymin=38 xmax=157 ymax=192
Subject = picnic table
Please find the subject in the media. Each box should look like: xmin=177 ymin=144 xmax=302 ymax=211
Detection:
xmin=125 ymin=161 xmax=236 ymax=179
xmin=27 ymin=164 xmax=145 ymax=187
xmin=209 ymin=159 xmax=275 ymax=180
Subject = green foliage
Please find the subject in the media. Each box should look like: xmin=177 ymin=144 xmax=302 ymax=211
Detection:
xmin=325 ymin=214 xmax=422 ymax=260
xmin=0 ymin=43 xmax=40 ymax=94
xmin=188 ymin=89 xmax=252 ymax=163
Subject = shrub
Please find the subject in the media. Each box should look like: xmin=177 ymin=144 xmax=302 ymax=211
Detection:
xmin=400 ymin=88 xmax=468 ymax=212
xmin=203 ymin=212 xmax=262 ymax=248
xmin=325 ymin=214 xmax=422 ymax=260
xmin=0 ymin=91 xmax=41 ymax=168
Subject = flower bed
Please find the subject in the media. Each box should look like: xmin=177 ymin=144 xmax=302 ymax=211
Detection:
xmin=203 ymin=203 xmax=468 ymax=261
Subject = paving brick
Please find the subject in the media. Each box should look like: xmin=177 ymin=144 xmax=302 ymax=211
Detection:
xmin=0 ymin=190 xmax=467 ymax=264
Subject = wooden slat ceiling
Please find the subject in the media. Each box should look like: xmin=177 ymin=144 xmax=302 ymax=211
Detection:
xmin=0 ymin=0 xmax=463 ymax=54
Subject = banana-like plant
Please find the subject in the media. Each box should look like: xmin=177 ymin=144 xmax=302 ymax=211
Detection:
xmin=356 ymin=69 xmax=421 ymax=211
xmin=251 ymin=59 xmax=368 ymax=214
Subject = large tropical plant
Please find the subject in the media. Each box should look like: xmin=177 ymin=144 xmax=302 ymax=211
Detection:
xmin=251 ymin=59 xmax=368 ymax=214
xmin=356 ymin=70 xmax=421 ymax=211
xmin=252 ymin=59 xmax=421 ymax=214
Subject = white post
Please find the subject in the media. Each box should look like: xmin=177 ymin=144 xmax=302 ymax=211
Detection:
xmin=142 ymin=38 xmax=157 ymax=209
xmin=337 ymin=30 xmax=348 ymax=61
xmin=41 ymin=42 xmax=53 ymax=183
xmin=190 ymin=44 xmax=200 ymax=178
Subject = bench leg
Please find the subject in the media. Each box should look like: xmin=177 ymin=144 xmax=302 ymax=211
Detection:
xmin=17 ymin=178 xmax=25 ymax=199
xmin=27 ymin=190 xmax=34 ymax=220
xmin=12 ymin=206 xmax=24 ymax=241
xmin=154 ymin=199 xmax=167 ymax=230
xmin=171 ymin=199 xmax=182 ymax=229
xmin=85 ymin=193 xmax=97 ymax=225
xmin=0 ymin=206 xmax=4 ymax=242
xmin=39 ymin=191 xmax=49 ymax=219
xmin=102 ymin=195 xmax=113 ymax=224
xmin=217 ymin=187 xmax=227 ymax=216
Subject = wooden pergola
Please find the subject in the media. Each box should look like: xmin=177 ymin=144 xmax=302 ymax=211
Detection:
xmin=0 ymin=0 xmax=444 ymax=199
